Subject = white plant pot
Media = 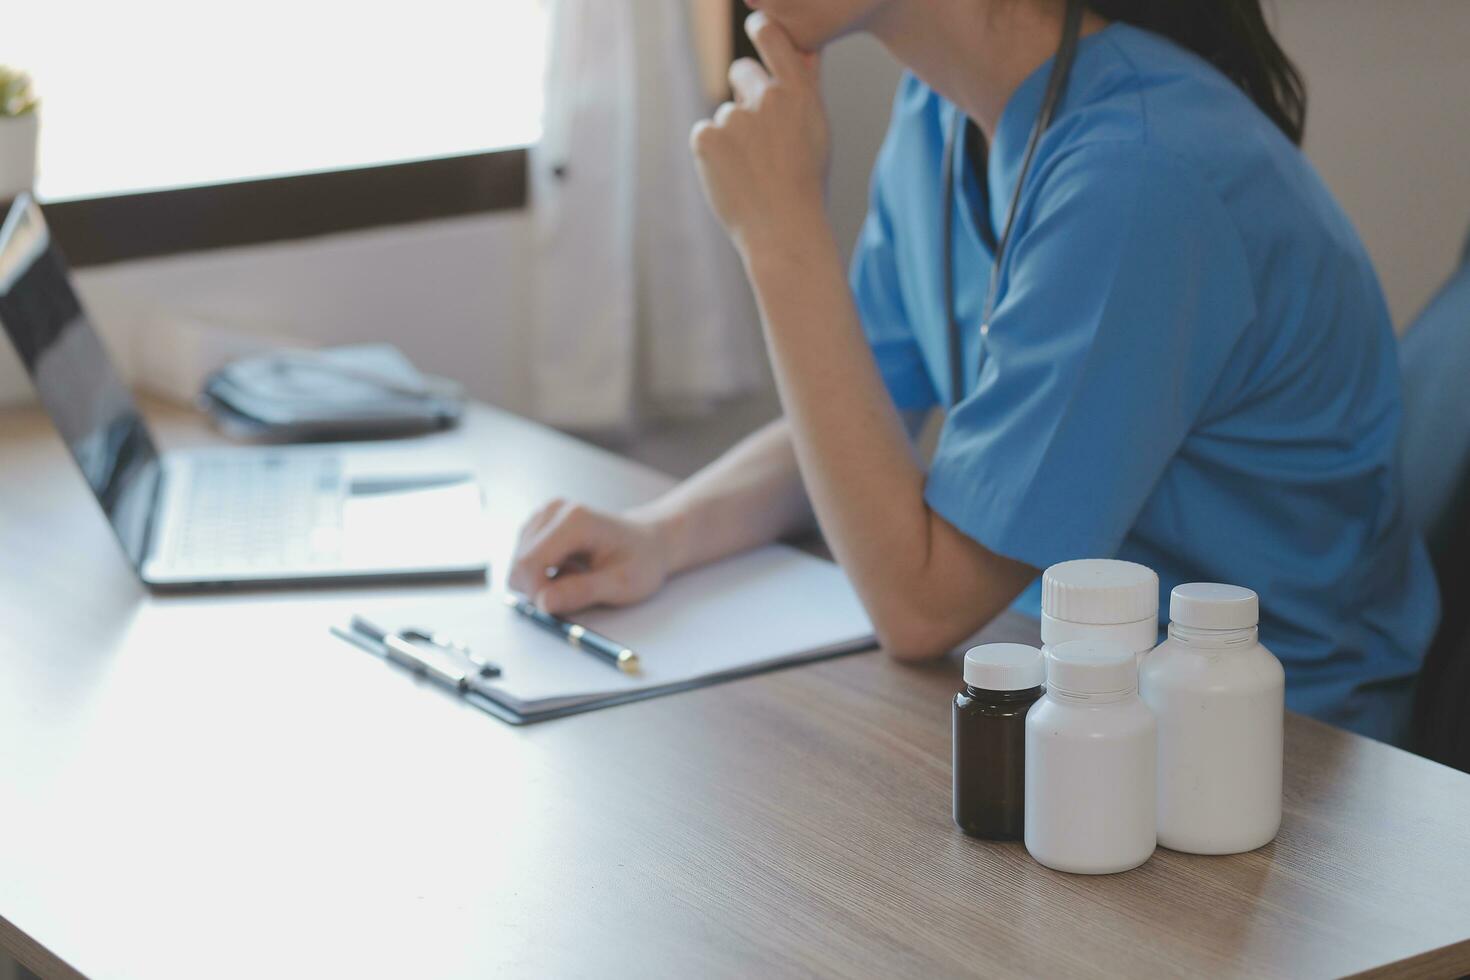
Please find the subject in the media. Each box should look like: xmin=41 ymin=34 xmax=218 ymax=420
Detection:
xmin=0 ymin=111 xmax=39 ymax=200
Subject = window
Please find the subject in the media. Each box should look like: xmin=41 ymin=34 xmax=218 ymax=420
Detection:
xmin=5 ymin=1 xmax=543 ymax=265
xmin=8 ymin=0 xmax=546 ymax=202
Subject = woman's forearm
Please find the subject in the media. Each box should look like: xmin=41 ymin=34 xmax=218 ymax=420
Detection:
xmin=632 ymin=417 xmax=814 ymax=576
xmin=744 ymin=224 xmax=945 ymax=628
xmin=743 ymin=220 xmax=1033 ymax=658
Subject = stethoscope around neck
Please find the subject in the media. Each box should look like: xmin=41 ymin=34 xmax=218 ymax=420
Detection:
xmin=940 ymin=0 xmax=1085 ymax=407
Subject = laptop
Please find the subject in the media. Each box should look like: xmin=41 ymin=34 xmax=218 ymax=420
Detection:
xmin=0 ymin=193 xmax=489 ymax=589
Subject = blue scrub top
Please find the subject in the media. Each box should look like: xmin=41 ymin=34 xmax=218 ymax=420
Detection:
xmin=851 ymin=23 xmax=1439 ymax=743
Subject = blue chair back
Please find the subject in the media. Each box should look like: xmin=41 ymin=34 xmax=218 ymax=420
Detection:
xmin=1403 ymin=225 xmax=1470 ymax=770
xmin=1400 ymin=229 xmax=1470 ymax=551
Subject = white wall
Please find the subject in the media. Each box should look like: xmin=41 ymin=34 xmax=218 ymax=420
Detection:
xmin=0 ymin=210 xmax=537 ymax=410
xmin=823 ymin=32 xmax=906 ymax=264
xmin=81 ymin=211 xmax=536 ymax=406
xmin=1276 ymin=0 xmax=1470 ymax=327
xmin=2 ymin=1 xmax=1465 ymax=409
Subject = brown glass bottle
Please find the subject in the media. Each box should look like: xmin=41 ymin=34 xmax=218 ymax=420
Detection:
xmin=952 ymin=644 xmax=1045 ymax=840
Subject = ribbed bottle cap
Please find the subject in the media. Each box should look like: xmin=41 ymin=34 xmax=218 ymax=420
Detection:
xmin=1041 ymin=559 xmax=1158 ymax=625
xmin=1046 ymin=639 xmax=1137 ymax=695
xmin=1170 ymin=582 xmax=1258 ymax=630
xmin=963 ymin=643 xmax=1044 ymax=691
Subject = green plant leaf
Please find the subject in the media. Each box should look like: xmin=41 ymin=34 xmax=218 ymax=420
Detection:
xmin=0 ymin=66 xmax=38 ymax=118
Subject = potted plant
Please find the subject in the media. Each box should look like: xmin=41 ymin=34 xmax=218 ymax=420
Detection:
xmin=0 ymin=66 xmax=39 ymax=199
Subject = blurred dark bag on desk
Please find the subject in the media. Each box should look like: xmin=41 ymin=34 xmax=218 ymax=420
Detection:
xmin=200 ymin=343 xmax=464 ymax=442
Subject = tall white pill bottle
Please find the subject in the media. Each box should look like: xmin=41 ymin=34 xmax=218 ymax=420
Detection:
xmin=1140 ymin=583 xmax=1285 ymax=854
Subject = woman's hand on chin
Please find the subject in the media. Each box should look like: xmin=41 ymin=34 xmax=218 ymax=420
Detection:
xmin=690 ymin=11 xmax=830 ymax=260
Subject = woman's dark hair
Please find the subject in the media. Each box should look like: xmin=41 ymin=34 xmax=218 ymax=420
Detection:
xmin=1086 ymin=1 xmax=1307 ymax=145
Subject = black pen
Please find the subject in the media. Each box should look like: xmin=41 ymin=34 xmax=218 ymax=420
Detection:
xmin=502 ymin=593 xmax=641 ymax=675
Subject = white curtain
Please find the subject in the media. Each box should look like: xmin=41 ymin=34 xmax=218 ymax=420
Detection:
xmin=530 ymin=0 xmax=764 ymax=433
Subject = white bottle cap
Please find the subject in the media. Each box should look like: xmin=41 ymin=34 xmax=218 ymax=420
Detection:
xmin=1169 ymin=582 xmax=1258 ymax=630
xmin=1045 ymin=639 xmax=1137 ymax=696
xmin=963 ymin=643 xmax=1045 ymax=691
xmin=1040 ymin=559 xmax=1159 ymax=652
xmin=1042 ymin=559 xmax=1158 ymax=624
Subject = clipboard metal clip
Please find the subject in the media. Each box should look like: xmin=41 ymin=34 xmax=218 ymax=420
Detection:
xmin=335 ymin=616 xmax=501 ymax=696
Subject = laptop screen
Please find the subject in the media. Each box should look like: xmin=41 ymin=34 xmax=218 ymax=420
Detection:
xmin=0 ymin=195 xmax=160 ymax=569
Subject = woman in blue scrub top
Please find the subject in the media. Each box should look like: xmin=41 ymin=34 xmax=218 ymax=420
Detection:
xmin=510 ymin=0 xmax=1439 ymax=743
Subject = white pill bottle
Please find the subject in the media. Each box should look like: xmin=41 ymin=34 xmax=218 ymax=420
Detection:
xmin=1025 ymin=639 xmax=1157 ymax=874
xmin=1041 ymin=559 xmax=1160 ymax=665
xmin=1140 ymin=583 xmax=1285 ymax=854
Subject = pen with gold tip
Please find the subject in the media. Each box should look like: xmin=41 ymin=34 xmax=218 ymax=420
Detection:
xmin=502 ymin=593 xmax=641 ymax=675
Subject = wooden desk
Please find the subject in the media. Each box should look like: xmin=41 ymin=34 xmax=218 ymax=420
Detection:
xmin=2 ymin=399 xmax=1469 ymax=979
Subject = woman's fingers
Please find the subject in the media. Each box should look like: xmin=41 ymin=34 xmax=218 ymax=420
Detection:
xmin=509 ymin=503 xmax=600 ymax=594
xmin=521 ymin=498 xmax=564 ymax=540
xmin=729 ymin=57 xmax=770 ymax=106
xmin=535 ymin=565 xmax=620 ymax=615
xmin=514 ymin=498 xmax=568 ymax=557
xmin=509 ymin=502 xmax=669 ymax=614
xmin=745 ymin=11 xmax=810 ymax=84
xmin=508 ymin=505 xmax=556 ymax=592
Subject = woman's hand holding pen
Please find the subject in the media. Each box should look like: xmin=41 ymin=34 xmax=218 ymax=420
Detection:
xmin=507 ymin=499 xmax=672 ymax=615
xmin=691 ymin=12 xmax=829 ymax=260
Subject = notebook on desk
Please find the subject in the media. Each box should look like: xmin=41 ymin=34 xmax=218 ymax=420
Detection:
xmin=336 ymin=543 xmax=876 ymax=723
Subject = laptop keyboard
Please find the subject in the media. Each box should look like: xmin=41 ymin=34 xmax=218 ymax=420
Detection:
xmin=167 ymin=454 xmax=344 ymax=571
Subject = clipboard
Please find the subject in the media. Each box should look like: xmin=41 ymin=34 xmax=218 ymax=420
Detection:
xmin=334 ymin=622 xmax=873 ymax=725
xmin=331 ymin=543 xmax=877 ymax=724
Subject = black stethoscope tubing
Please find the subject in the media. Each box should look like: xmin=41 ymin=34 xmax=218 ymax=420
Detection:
xmin=942 ymin=0 xmax=1086 ymax=407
